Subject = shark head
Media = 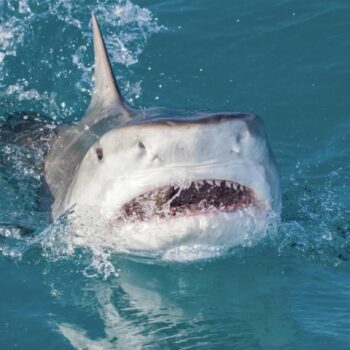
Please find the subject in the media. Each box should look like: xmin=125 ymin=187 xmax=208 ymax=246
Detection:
xmin=45 ymin=16 xmax=281 ymax=255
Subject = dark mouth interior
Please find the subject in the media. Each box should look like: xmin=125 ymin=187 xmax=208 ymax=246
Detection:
xmin=119 ymin=180 xmax=255 ymax=222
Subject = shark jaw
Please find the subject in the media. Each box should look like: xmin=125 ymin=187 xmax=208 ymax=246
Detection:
xmin=79 ymin=181 xmax=275 ymax=256
xmin=69 ymin=175 xmax=276 ymax=256
xmin=117 ymin=179 xmax=258 ymax=223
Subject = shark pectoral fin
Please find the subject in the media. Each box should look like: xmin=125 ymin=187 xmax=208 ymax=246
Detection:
xmin=83 ymin=14 xmax=131 ymax=125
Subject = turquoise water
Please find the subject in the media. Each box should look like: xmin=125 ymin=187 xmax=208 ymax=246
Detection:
xmin=1 ymin=0 xmax=350 ymax=348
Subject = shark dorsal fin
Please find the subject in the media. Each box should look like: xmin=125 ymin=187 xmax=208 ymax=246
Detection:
xmin=91 ymin=14 xmax=123 ymax=106
xmin=82 ymin=14 xmax=130 ymax=126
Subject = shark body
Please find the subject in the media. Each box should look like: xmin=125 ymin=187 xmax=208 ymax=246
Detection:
xmin=43 ymin=16 xmax=280 ymax=253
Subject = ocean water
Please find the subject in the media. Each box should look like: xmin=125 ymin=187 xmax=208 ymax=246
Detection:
xmin=0 ymin=0 xmax=350 ymax=348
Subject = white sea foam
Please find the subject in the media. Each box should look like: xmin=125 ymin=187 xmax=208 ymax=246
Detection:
xmin=39 ymin=205 xmax=277 ymax=277
xmin=6 ymin=83 xmax=46 ymax=101
xmin=0 ymin=17 xmax=25 ymax=61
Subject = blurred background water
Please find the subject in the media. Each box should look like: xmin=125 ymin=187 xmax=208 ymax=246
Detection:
xmin=0 ymin=0 xmax=350 ymax=348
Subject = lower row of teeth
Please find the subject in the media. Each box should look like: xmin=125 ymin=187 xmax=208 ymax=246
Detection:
xmin=120 ymin=202 xmax=245 ymax=221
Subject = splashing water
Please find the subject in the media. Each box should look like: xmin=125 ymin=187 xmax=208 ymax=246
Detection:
xmin=0 ymin=0 xmax=348 ymax=273
xmin=0 ymin=0 xmax=165 ymax=119
xmin=1 ymin=0 xmax=350 ymax=348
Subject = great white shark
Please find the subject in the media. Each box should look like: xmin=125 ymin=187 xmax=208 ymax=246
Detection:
xmin=39 ymin=15 xmax=280 ymax=254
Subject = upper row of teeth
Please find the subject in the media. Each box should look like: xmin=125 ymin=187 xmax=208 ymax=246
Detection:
xmin=177 ymin=180 xmax=244 ymax=190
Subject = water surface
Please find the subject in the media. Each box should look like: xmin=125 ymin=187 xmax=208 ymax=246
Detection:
xmin=0 ymin=0 xmax=350 ymax=348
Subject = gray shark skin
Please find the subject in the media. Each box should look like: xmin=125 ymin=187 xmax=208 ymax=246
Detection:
xmin=43 ymin=15 xmax=280 ymax=253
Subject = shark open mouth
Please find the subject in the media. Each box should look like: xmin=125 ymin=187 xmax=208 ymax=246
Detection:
xmin=118 ymin=180 xmax=256 ymax=222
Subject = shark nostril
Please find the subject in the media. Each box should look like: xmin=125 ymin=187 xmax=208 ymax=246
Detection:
xmin=138 ymin=141 xmax=146 ymax=150
xmin=96 ymin=147 xmax=103 ymax=161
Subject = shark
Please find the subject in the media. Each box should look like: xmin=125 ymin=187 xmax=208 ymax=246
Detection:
xmin=3 ymin=15 xmax=281 ymax=254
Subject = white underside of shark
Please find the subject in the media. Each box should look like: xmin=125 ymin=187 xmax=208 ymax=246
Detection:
xmin=44 ymin=15 xmax=281 ymax=258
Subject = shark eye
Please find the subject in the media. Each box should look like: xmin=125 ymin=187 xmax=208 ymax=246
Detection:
xmin=96 ymin=147 xmax=103 ymax=161
xmin=138 ymin=141 xmax=146 ymax=150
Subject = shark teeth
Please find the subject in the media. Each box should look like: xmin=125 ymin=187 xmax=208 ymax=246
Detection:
xmin=118 ymin=179 xmax=255 ymax=222
xmin=190 ymin=179 xmax=245 ymax=190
